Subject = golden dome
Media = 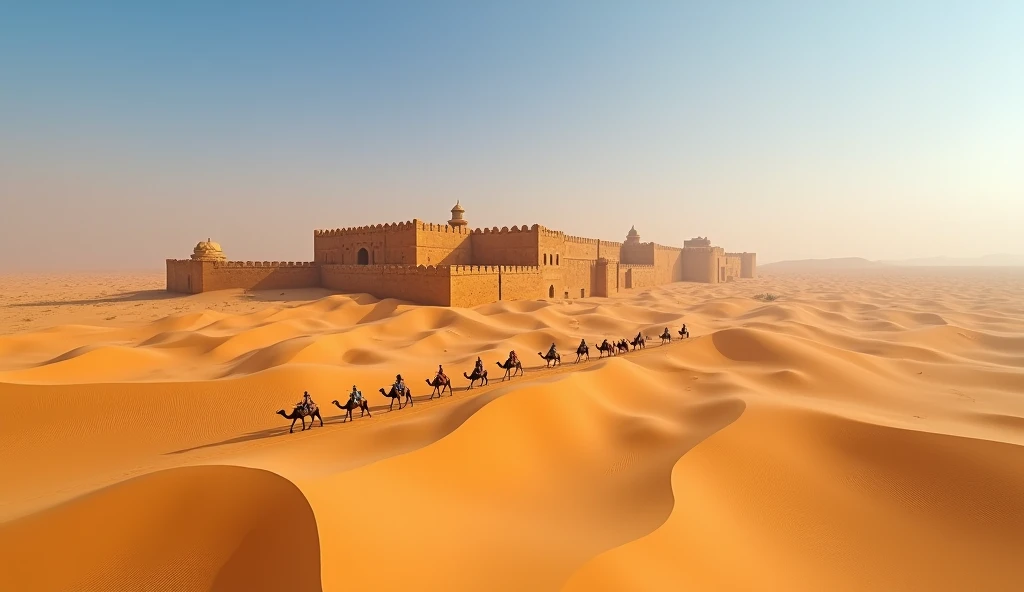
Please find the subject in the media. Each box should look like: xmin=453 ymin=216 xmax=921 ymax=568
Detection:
xmin=191 ymin=238 xmax=226 ymax=261
xmin=627 ymin=225 xmax=639 ymax=237
xmin=451 ymin=200 xmax=465 ymax=213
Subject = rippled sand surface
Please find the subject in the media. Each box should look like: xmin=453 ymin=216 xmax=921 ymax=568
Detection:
xmin=2 ymin=268 xmax=1023 ymax=591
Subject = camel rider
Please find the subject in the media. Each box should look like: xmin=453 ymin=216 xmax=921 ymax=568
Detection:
xmin=349 ymin=385 xmax=363 ymax=405
xmin=579 ymin=338 xmax=587 ymax=350
xmin=681 ymin=324 xmax=688 ymax=338
xmin=435 ymin=365 xmax=448 ymax=384
xmin=509 ymin=350 xmax=519 ymax=366
xmin=635 ymin=331 xmax=642 ymax=342
xmin=299 ymin=391 xmax=314 ymax=413
xmin=474 ymin=357 xmax=484 ymax=375
xmin=394 ymin=374 xmax=406 ymax=395
xmin=547 ymin=342 xmax=558 ymax=358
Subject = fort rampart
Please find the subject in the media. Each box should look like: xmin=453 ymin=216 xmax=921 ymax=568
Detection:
xmin=168 ymin=206 xmax=756 ymax=305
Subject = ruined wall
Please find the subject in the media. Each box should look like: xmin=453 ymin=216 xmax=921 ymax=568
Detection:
xmin=166 ymin=259 xmax=202 ymax=293
xmin=619 ymin=264 xmax=657 ymax=290
xmin=313 ymin=221 xmax=418 ymax=265
xmin=654 ymin=245 xmax=684 ymax=285
xmin=470 ymin=225 xmax=540 ymax=266
xmin=416 ymin=222 xmax=472 ymax=266
xmin=320 ymin=264 xmax=451 ymax=306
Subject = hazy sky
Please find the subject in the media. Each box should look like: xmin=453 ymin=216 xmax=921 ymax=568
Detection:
xmin=2 ymin=1 xmax=1022 ymax=270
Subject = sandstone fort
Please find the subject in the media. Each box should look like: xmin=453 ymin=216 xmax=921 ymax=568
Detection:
xmin=166 ymin=202 xmax=756 ymax=307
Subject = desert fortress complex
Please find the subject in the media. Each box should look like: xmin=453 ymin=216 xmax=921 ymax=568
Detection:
xmin=166 ymin=203 xmax=756 ymax=307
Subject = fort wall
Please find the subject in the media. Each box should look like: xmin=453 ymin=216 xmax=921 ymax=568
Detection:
xmin=448 ymin=265 xmax=542 ymax=307
xmin=320 ymin=264 xmax=451 ymax=306
xmin=597 ymin=241 xmax=622 ymax=262
xmin=727 ymin=252 xmax=757 ymax=278
xmin=719 ymin=254 xmax=742 ymax=283
xmin=166 ymin=259 xmax=202 ymax=293
xmin=681 ymin=247 xmax=717 ymax=283
xmin=470 ymin=225 xmax=540 ymax=266
xmin=313 ymin=221 xmax=418 ymax=265
xmin=619 ymin=264 xmax=657 ymax=290
xmin=654 ymin=245 xmax=684 ymax=285
xmin=166 ymin=260 xmax=319 ymax=294
xmin=416 ymin=221 xmax=472 ymax=265
xmin=621 ymin=242 xmax=655 ymax=265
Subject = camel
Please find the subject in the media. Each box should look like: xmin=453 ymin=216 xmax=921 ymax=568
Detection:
xmin=331 ymin=397 xmax=371 ymax=423
xmin=276 ymin=402 xmax=323 ymax=433
xmin=660 ymin=329 xmax=672 ymax=344
xmin=596 ymin=340 xmax=615 ymax=358
xmin=426 ymin=376 xmax=452 ymax=399
xmin=678 ymin=326 xmax=689 ymax=339
xmin=495 ymin=359 xmax=524 ymax=380
xmin=630 ymin=334 xmax=646 ymax=350
xmin=575 ymin=343 xmax=590 ymax=363
xmin=379 ymin=385 xmax=413 ymax=410
xmin=615 ymin=339 xmax=630 ymax=354
xmin=463 ymin=368 xmax=488 ymax=389
xmin=538 ymin=351 xmax=561 ymax=367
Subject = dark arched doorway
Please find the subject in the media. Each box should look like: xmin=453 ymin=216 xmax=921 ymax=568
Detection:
xmin=548 ymin=285 xmax=555 ymax=298
xmin=357 ymin=248 xmax=369 ymax=265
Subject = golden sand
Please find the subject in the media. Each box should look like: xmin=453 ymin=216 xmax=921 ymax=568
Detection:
xmin=1 ymin=268 xmax=1023 ymax=591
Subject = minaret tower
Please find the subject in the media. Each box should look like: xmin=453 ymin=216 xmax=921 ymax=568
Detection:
xmin=625 ymin=225 xmax=640 ymax=245
xmin=448 ymin=201 xmax=468 ymax=228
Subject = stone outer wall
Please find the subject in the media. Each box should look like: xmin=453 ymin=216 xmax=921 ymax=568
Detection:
xmin=313 ymin=221 xmax=418 ymax=265
xmin=619 ymin=264 xmax=657 ymax=290
xmin=320 ymin=264 xmax=451 ymax=306
xmin=416 ymin=222 xmax=472 ymax=266
xmin=448 ymin=265 xmax=542 ymax=307
xmin=470 ymin=225 xmax=540 ymax=266
xmin=166 ymin=259 xmax=202 ymax=293
xmin=681 ymin=247 xmax=717 ymax=283
xmin=166 ymin=260 xmax=318 ymax=294
xmin=728 ymin=252 xmax=757 ymax=278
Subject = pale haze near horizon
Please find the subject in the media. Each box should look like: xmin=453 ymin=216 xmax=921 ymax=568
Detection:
xmin=1 ymin=2 xmax=1021 ymax=272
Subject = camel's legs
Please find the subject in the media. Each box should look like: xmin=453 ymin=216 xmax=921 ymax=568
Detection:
xmin=290 ymin=417 xmax=298 ymax=433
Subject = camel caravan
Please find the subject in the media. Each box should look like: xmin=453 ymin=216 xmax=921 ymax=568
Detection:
xmin=276 ymin=325 xmax=691 ymax=433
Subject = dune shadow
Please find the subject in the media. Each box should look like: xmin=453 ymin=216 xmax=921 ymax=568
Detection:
xmin=9 ymin=290 xmax=180 ymax=307
xmin=0 ymin=465 xmax=322 ymax=592
xmin=166 ymin=396 xmax=451 ymax=455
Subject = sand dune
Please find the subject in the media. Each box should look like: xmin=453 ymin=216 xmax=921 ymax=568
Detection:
xmin=2 ymin=267 xmax=1024 ymax=591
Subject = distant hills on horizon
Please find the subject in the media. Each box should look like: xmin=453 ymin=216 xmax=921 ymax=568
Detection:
xmin=760 ymin=254 xmax=1024 ymax=273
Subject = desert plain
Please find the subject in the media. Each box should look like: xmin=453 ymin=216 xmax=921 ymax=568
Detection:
xmin=1 ymin=267 xmax=1023 ymax=591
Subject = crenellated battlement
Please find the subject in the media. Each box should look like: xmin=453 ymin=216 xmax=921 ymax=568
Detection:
xmin=418 ymin=221 xmax=471 ymax=234
xmin=471 ymin=224 xmax=540 ymax=235
xmin=620 ymin=263 xmax=656 ymax=270
xmin=210 ymin=260 xmax=316 ymax=268
xmin=321 ymin=263 xmax=452 ymax=276
xmin=562 ymin=234 xmax=600 ymax=245
xmin=314 ymin=219 xmax=421 ymax=237
xmin=448 ymin=264 xmax=541 ymax=275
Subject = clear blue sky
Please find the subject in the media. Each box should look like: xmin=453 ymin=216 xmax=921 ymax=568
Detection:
xmin=1 ymin=1 xmax=1021 ymax=270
